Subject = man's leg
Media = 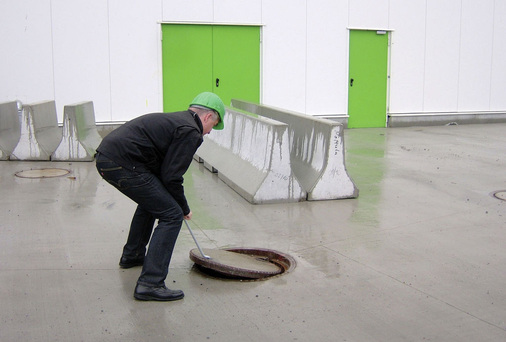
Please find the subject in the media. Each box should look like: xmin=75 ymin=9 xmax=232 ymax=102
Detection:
xmin=133 ymin=212 xmax=184 ymax=301
xmin=115 ymin=174 xmax=184 ymax=287
xmin=120 ymin=206 xmax=155 ymax=268
xmin=129 ymin=181 xmax=185 ymax=301
xmin=136 ymin=203 xmax=182 ymax=287
xmin=96 ymin=155 xmax=185 ymax=300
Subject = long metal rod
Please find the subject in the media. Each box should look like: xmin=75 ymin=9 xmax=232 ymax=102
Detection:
xmin=184 ymin=220 xmax=210 ymax=259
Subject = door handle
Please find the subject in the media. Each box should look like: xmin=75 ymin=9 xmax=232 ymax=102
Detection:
xmin=216 ymin=78 xmax=220 ymax=87
xmin=350 ymin=78 xmax=354 ymax=87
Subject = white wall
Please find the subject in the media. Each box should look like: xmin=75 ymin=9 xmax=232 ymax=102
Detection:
xmin=389 ymin=0 xmax=506 ymax=114
xmin=458 ymin=0 xmax=494 ymax=111
xmin=51 ymin=0 xmax=111 ymax=122
xmin=108 ymin=0 xmax=161 ymax=122
xmin=491 ymin=0 xmax=506 ymax=111
xmin=0 ymin=1 xmax=55 ymax=103
xmin=0 ymin=0 xmax=162 ymax=123
xmin=261 ymin=1 xmax=307 ymax=112
xmin=163 ymin=0 xmax=213 ymax=22
xmin=305 ymin=0 xmax=349 ymax=116
xmin=349 ymin=0 xmax=389 ymax=29
xmin=1 ymin=0 xmax=505 ymax=124
xmin=161 ymin=0 xmax=262 ymax=23
xmin=388 ymin=0 xmax=426 ymax=113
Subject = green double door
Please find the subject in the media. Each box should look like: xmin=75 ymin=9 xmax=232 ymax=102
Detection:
xmin=162 ymin=24 xmax=260 ymax=112
xmin=348 ymin=30 xmax=389 ymax=128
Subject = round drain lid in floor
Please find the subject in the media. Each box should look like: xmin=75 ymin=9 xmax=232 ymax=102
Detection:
xmin=190 ymin=248 xmax=293 ymax=280
xmin=492 ymin=190 xmax=506 ymax=201
xmin=15 ymin=168 xmax=70 ymax=179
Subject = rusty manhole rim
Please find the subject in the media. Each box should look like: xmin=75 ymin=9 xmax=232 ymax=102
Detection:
xmin=491 ymin=190 xmax=506 ymax=201
xmin=14 ymin=168 xmax=71 ymax=179
xmin=190 ymin=247 xmax=296 ymax=281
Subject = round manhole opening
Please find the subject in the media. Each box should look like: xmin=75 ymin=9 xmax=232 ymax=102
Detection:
xmin=190 ymin=247 xmax=296 ymax=281
xmin=15 ymin=168 xmax=71 ymax=179
xmin=492 ymin=190 xmax=506 ymax=201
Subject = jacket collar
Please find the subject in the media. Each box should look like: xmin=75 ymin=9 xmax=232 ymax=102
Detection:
xmin=188 ymin=110 xmax=204 ymax=134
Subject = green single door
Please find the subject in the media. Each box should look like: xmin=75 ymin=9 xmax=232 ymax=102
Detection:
xmin=162 ymin=24 xmax=260 ymax=112
xmin=348 ymin=30 xmax=389 ymax=128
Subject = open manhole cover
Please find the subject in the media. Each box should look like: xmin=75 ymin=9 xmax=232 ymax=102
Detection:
xmin=492 ymin=190 xmax=506 ymax=201
xmin=190 ymin=247 xmax=296 ymax=280
xmin=15 ymin=168 xmax=71 ymax=179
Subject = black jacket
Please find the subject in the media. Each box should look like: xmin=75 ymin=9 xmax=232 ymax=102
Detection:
xmin=97 ymin=110 xmax=204 ymax=215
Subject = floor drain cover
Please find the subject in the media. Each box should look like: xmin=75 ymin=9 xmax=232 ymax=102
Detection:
xmin=492 ymin=190 xmax=506 ymax=201
xmin=190 ymin=247 xmax=296 ymax=280
xmin=15 ymin=168 xmax=70 ymax=179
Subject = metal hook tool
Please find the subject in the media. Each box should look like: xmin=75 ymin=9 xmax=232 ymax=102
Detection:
xmin=184 ymin=220 xmax=210 ymax=259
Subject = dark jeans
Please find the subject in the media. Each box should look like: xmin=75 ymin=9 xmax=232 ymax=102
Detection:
xmin=95 ymin=153 xmax=183 ymax=287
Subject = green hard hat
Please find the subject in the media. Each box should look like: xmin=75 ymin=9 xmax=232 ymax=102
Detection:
xmin=190 ymin=92 xmax=225 ymax=130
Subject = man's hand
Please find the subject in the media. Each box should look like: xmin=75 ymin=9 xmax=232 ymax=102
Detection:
xmin=184 ymin=211 xmax=193 ymax=220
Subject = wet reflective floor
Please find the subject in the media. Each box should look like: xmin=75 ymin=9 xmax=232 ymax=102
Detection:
xmin=1 ymin=124 xmax=505 ymax=341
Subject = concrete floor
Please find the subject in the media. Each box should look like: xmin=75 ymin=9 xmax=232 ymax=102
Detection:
xmin=1 ymin=124 xmax=505 ymax=342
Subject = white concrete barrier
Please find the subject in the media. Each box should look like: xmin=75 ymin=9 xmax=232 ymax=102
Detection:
xmin=10 ymin=101 xmax=62 ymax=161
xmin=195 ymin=107 xmax=305 ymax=204
xmin=231 ymin=100 xmax=358 ymax=200
xmin=52 ymin=101 xmax=102 ymax=161
xmin=0 ymin=101 xmax=22 ymax=160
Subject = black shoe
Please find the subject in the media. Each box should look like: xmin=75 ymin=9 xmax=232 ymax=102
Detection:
xmin=134 ymin=284 xmax=184 ymax=301
xmin=119 ymin=256 xmax=144 ymax=269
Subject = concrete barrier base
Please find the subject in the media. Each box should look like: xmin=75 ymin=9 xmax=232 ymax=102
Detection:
xmin=0 ymin=101 xmax=22 ymax=160
xmin=231 ymin=100 xmax=358 ymax=201
xmin=10 ymin=101 xmax=61 ymax=161
xmin=195 ymin=108 xmax=305 ymax=204
xmin=52 ymin=101 xmax=102 ymax=161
